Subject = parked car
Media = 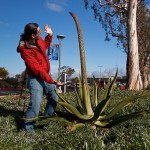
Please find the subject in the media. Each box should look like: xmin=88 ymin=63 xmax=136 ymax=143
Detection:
xmin=115 ymin=82 xmax=126 ymax=90
xmin=98 ymin=80 xmax=108 ymax=88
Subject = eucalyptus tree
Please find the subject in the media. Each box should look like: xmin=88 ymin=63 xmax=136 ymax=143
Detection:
xmin=84 ymin=0 xmax=144 ymax=90
xmin=137 ymin=1 xmax=150 ymax=88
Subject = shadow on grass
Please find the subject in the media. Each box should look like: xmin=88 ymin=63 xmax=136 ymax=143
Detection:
xmin=55 ymin=110 xmax=81 ymax=122
xmin=0 ymin=104 xmax=80 ymax=131
xmin=0 ymin=105 xmax=24 ymax=131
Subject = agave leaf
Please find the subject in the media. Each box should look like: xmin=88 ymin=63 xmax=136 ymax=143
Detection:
xmin=75 ymin=87 xmax=85 ymax=114
xmin=94 ymin=82 xmax=98 ymax=106
xmin=75 ymin=79 xmax=83 ymax=109
xmin=21 ymin=116 xmax=53 ymax=121
xmin=94 ymin=120 xmax=109 ymax=127
xmin=89 ymin=75 xmax=95 ymax=104
xmin=91 ymin=75 xmax=98 ymax=108
xmin=88 ymin=77 xmax=117 ymax=122
xmin=38 ymin=116 xmax=72 ymax=124
xmin=105 ymin=110 xmax=150 ymax=128
xmin=90 ymin=74 xmax=96 ymax=86
xmin=21 ymin=116 xmax=72 ymax=123
xmin=55 ymin=89 xmax=69 ymax=103
xmin=102 ymin=69 xmax=118 ymax=99
xmin=100 ymin=69 xmax=118 ymax=113
xmin=78 ymin=75 xmax=83 ymax=100
xmin=58 ymin=101 xmax=93 ymax=120
xmin=21 ymin=117 xmax=39 ymax=121
xmin=74 ymin=77 xmax=86 ymax=114
xmin=82 ymin=84 xmax=93 ymax=115
xmin=55 ymin=89 xmax=74 ymax=114
xmin=100 ymin=91 xmax=150 ymax=120
xmin=88 ymin=98 xmax=109 ymax=122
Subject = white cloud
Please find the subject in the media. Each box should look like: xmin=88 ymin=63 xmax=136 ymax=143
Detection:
xmin=45 ymin=0 xmax=68 ymax=12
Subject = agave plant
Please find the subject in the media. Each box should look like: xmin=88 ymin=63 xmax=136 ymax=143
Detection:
xmin=56 ymin=12 xmax=150 ymax=129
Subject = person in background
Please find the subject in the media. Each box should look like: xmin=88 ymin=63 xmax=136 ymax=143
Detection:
xmin=17 ymin=23 xmax=63 ymax=132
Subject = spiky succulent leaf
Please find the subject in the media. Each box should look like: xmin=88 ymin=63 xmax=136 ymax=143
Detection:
xmin=91 ymin=75 xmax=98 ymax=108
xmin=82 ymin=84 xmax=93 ymax=115
xmin=99 ymin=91 xmax=150 ymax=120
xmin=21 ymin=116 xmax=72 ymax=123
xmin=55 ymin=89 xmax=73 ymax=114
xmin=75 ymin=86 xmax=83 ymax=110
xmin=105 ymin=110 xmax=150 ymax=128
xmin=75 ymin=77 xmax=83 ymax=108
xmin=100 ymin=69 xmax=118 ymax=113
xmin=87 ymin=98 xmax=110 ymax=122
xmin=58 ymin=101 xmax=93 ymax=120
xmin=78 ymin=75 xmax=83 ymax=100
xmin=102 ymin=69 xmax=118 ymax=99
xmin=88 ymin=73 xmax=118 ymax=122
xmin=94 ymin=120 xmax=109 ymax=127
xmin=55 ymin=89 xmax=69 ymax=103
xmin=21 ymin=117 xmax=39 ymax=121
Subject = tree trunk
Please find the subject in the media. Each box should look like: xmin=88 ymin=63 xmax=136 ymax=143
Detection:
xmin=126 ymin=0 xmax=143 ymax=90
xmin=143 ymin=65 xmax=149 ymax=88
xmin=139 ymin=51 xmax=148 ymax=88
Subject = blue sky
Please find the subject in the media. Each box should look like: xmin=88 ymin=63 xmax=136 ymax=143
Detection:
xmin=0 ymin=0 xmax=126 ymax=78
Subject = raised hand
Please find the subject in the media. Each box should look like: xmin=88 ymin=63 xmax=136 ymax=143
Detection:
xmin=44 ymin=24 xmax=53 ymax=35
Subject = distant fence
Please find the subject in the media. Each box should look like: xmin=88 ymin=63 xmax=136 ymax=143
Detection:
xmin=0 ymin=88 xmax=22 ymax=91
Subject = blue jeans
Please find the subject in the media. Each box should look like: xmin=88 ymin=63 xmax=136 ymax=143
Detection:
xmin=23 ymin=75 xmax=58 ymax=132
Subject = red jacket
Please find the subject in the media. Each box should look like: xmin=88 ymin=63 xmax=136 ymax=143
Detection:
xmin=17 ymin=35 xmax=54 ymax=84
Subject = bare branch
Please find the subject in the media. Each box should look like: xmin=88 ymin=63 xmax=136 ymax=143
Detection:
xmin=97 ymin=0 xmax=122 ymax=9
xmin=106 ymin=13 xmax=127 ymax=39
xmin=97 ymin=0 xmax=128 ymax=14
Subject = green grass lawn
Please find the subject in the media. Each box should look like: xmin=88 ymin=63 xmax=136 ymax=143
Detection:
xmin=0 ymin=90 xmax=150 ymax=150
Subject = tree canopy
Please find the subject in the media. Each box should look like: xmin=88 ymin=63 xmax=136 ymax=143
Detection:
xmin=0 ymin=67 xmax=9 ymax=79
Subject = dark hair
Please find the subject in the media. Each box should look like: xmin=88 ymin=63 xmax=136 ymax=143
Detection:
xmin=20 ymin=23 xmax=39 ymax=41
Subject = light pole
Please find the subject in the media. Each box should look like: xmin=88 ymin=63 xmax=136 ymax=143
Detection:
xmin=57 ymin=35 xmax=65 ymax=93
xmin=98 ymin=66 xmax=103 ymax=78
xmin=57 ymin=35 xmax=65 ymax=77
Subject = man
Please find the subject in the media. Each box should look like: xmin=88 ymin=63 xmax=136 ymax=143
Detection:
xmin=17 ymin=23 xmax=63 ymax=132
